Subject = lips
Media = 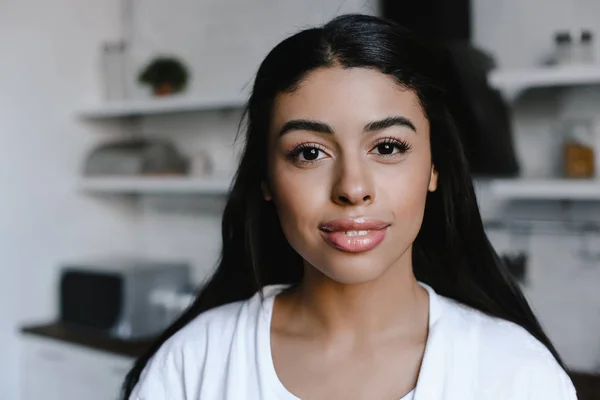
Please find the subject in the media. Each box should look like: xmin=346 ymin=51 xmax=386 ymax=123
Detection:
xmin=319 ymin=218 xmax=390 ymax=253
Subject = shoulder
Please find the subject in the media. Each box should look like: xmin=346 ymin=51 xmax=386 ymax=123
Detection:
xmin=439 ymin=296 xmax=577 ymax=399
xmin=441 ymin=296 xmax=550 ymax=357
xmin=164 ymin=298 xmax=251 ymax=350
xmin=129 ymin=292 xmax=265 ymax=400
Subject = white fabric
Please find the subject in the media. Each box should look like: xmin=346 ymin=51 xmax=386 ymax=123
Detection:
xmin=131 ymin=283 xmax=577 ymax=400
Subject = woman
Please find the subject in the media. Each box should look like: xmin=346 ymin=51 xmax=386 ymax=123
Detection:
xmin=125 ymin=14 xmax=577 ymax=400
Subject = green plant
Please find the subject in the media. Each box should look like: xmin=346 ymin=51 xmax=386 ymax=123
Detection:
xmin=138 ymin=57 xmax=189 ymax=93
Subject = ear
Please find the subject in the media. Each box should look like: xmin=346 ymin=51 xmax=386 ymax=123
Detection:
xmin=261 ymin=181 xmax=272 ymax=201
xmin=428 ymin=165 xmax=438 ymax=192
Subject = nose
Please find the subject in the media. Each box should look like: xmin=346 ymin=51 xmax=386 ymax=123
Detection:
xmin=331 ymin=158 xmax=375 ymax=206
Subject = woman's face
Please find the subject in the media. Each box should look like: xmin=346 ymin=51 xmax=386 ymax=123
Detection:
xmin=265 ymin=67 xmax=437 ymax=284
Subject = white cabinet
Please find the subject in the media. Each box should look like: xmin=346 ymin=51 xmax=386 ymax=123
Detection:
xmin=21 ymin=335 xmax=134 ymax=400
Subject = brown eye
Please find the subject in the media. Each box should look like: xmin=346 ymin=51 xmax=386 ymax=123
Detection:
xmin=301 ymin=148 xmax=320 ymax=161
xmin=286 ymin=144 xmax=328 ymax=164
xmin=376 ymin=143 xmax=396 ymax=155
xmin=370 ymin=138 xmax=411 ymax=156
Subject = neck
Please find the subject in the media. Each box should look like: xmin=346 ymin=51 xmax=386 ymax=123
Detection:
xmin=286 ymin=251 xmax=429 ymax=338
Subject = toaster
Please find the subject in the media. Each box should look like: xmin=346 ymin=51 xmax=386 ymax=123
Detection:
xmin=59 ymin=258 xmax=191 ymax=339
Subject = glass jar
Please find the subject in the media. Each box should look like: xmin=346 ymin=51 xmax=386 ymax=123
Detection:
xmin=562 ymin=119 xmax=595 ymax=179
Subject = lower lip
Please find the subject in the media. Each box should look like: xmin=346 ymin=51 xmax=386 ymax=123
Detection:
xmin=320 ymin=229 xmax=387 ymax=253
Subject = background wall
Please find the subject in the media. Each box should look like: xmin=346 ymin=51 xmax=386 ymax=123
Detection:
xmin=1 ymin=0 xmax=600 ymax=398
xmin=473 ymin=0 xmax=600 ymax=371
xmin=0 ymin=1 xmax=139 ymax=398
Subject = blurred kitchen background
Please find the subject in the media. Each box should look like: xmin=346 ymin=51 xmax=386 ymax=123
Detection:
xmin=2 ymin=0 xmax=600 ymax=399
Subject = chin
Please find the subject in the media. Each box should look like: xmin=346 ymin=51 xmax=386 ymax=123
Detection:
xmin=310 ymin=254 xmax=393 ymax=285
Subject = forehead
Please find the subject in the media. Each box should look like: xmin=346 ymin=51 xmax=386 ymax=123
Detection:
xmin=271 ymin=67 xmax=427 ymax=131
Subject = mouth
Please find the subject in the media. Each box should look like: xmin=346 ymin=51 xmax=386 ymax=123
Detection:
xmin=319 ymin=218 xmax=390 ymax=253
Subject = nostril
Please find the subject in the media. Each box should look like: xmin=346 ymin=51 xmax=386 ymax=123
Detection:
xmin=338 ymin=196 xmax=351 ymax=204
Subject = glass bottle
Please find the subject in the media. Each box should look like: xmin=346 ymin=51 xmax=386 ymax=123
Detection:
xmin=101 ymin=40 xmax=127 ymax=101
xmin=580 ymin=30 xmax=594 ymax=64
xmin=554 ymin=31 xmax=573 ymax=65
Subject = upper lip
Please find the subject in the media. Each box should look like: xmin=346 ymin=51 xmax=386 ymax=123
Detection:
xmin=319 ymin=218 xmax=390 ymax=232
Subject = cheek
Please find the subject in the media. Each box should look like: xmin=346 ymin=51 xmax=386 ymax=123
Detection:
xmin=376 ymin=155 xmax=432 ymax=229
xmin=268 ymin=160 xmax=329 ymax=239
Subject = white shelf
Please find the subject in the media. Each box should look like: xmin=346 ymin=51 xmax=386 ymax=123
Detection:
xmin=489 ymin=179 xmax=600 ymax=200
xmin=78 ymin=94 xmax=247 ymax=119
xmin=79 ymin=176 xmax=232 ymax=195
xmin=488 ymin=65 xmax=600 ymax=101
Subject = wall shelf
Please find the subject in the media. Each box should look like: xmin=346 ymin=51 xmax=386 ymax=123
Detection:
xmin=489 ymin=179 xmax=600 ymax=201
xmin=77 ymin=94 xmax=247 ymax=119
xmin=79 ymin=176 xmax=232 ymax=195
xmin=488 ymin=65 xmax=600 ymax=101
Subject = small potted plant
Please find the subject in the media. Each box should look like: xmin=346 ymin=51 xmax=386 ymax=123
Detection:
xmin=138 ymin=56 xmax=190 ymax=96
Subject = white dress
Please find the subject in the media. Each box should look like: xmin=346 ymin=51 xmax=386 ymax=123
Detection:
xmin=131 ymin=283 xmax=577 ymax=400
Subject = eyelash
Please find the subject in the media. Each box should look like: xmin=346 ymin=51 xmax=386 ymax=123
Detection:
xmin=285 ymin=137 xmax=411 ymax=164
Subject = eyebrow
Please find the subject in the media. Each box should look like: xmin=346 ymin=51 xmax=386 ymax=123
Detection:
xmin=364 ymin=116 xmax=416 ymax=133
xmin=278 ymin=120 xmax=334 ymax=136
xmin=277 ymin=116 xmax=416 ymax=136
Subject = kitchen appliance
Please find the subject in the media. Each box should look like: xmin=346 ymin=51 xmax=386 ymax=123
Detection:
xmin=83 ymin=138 xmax=189 ymax=176
xmin=59 ymin=258 xmax=191 ymax=339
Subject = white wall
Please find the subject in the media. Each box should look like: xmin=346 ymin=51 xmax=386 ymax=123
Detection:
xmin=127 ymin=0 xmax=380 ymax=100
xmin=0 ymin=1 xmax=140 ymax=398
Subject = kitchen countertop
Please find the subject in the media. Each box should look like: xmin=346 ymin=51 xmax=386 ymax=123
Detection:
xmin=19 ymin=323 xmax=600 ymax=398
xmin=21 ymin=323 xmax=155 ymax=358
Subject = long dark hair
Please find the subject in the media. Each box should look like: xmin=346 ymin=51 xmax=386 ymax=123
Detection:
xmin=122 ymin=14 xmax=563 ymax=398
